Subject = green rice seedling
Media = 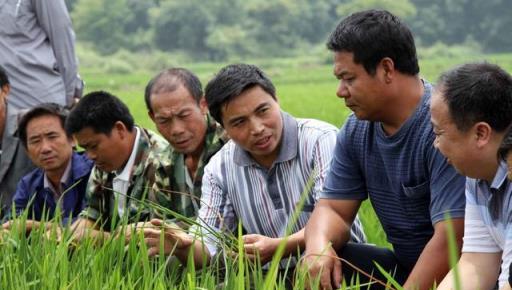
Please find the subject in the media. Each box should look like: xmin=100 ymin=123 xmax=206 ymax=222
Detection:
xmin=440 ymin=213 xmax=461 ymax=290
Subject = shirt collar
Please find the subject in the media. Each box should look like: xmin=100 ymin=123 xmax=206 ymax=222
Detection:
xmin=43 ymin=156 xmax=73 ymax=194
xmin=489 ymin=160 xmax=509 ymax=190
xmin=115 ymin=127 xmax=141 ymax=181
xmin=233 ymin=111 xmax=298 ymax=167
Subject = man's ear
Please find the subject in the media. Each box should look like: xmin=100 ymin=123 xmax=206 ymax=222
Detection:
xmin=1 ymin=84 xmax=10 ymax=97
xmin=114 ymin=121 xmax=128 ymax=139
xmin=199 ymin=97 xmax=208 ymax=115
xmin=0 ymin=84 xmax=10 ymax=102
xmin=379 ymin=57 xmax=395 ymax=84
xmin=474 ymin=122 xmax=493 ymax=148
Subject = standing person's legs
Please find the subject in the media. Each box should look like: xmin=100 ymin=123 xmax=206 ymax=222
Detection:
xmin=339 ymin=243 xmax=410 ymax=289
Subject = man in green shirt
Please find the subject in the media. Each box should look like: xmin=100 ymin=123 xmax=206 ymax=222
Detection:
xmin=66 ymin=91 xmax=172 ymax=242
xmin=144 ymin=68 xmax=228 ymax=218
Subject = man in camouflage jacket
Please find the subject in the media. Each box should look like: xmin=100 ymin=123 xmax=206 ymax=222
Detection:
xmin=144 ymin=68 xmax=228 ymax=221
xmin=66 ymin=91 xmax=173 ymax=242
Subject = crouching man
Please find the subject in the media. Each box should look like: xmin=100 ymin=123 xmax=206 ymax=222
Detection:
xmin=144 ymin=68 xmax=228 ymax=219
xmin=433 ymin=63 xmax=512 ymax=290
xmin=66 ymin=91 xmax=172 ymax=244
xmin=3 ymin=103 xmax=93 ymax=232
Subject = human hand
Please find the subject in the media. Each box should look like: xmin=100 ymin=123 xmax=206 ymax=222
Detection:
xmin=3 ymin=219 xmax=41 ymax=233
xmin=143 ymin=219 xmax=192 ymax=256
xmin=2 ymin=220 xmax=13 ymax=231
xmin=116 ymin=222 xmax=153 ymax=244
xmin=242 ymin=234 xmax=280 ymax=264
xmin=43 ymin=223 xmax=63 ymax=243
xmin=302 ymin=245 xmax=342 ymax=290
xmin=0 ymin=227 xmax=10 ymax=243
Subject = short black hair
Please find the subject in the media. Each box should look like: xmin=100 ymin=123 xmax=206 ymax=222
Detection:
xmin=498 ymin=125 xmax=512 ymax=160
xmin=66 ymin=91 xmax=134 ymax=136
xmin=0 ymin=65 xmax=9 ymax=87
xmin=144 ymin=68 xmax=203 ymax=113
xmin=18 ymin=103 xmax=70 ymax=148
xmin=204 ymin=64 xmax=276 ymax=125
xmin=327 ymin=9 xmax=419 ymax=76
xmin=437 ymin=62 xmax=512 ymax=133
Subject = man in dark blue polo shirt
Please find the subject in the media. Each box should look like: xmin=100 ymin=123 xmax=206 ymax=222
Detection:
xmin=303 ymin=10 xmax=466 ymax=290
xmin=2 ymin=103 xmax=93 ymax=232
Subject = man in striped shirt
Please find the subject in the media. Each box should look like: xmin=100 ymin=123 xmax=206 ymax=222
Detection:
xmin=143 ymin=64 xmax=365 ymax=269
xmin=433 ymin=64 xmax=512 ymax=290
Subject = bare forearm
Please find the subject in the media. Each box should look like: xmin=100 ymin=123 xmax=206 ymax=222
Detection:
xmin=23 ymin=220 xmax=42 ymax=233
xmin=405 ymin=219 xmax=465 ymax=290
xmin=404 ymin=239 xmax=453 ymax=290
xmin=437 ymin=253 xmax=501 ymax=290
xmin=279 ymin=228 xmax=306 ymax=257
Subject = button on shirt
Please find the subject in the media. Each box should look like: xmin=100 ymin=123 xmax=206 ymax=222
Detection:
xmin=193 ymin=112 xmax=366 ymax=267
xmin=463 ymin=160 xmax=512 ymax=288
xmin=112 ymin=127 xmax=140 ymax=217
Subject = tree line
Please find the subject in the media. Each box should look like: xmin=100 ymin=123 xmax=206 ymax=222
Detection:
xmin=66 ymin=0 xmax=512 ymax=60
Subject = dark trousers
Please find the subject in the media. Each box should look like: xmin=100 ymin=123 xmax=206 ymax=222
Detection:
xmin=338 ymin=243 xmax=411 ymax=289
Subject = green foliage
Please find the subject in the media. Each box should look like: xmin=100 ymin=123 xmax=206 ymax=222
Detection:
xmin=409 ymin=0 xmax=512 ymax=53
xmin=336 ymin=0 xmax=417 ymax=19
xmin=71 ymin=0 xmax=342 ymax=60
xmin=71 ymin=0 xmax=511 ymax=60
xmin=69 ymin=0 xmax=512 ymax=60
xmin=64 ymin=0 xmax=79 ymax=12
xmin=72 ymin=0 xmax=131 ymax=54
xmin=72 ymin=0 xmax=157 ymax=54
xmin=151 ymin=0 xmax=212 ymax=56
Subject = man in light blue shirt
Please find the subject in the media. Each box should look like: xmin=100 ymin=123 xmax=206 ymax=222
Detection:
xmin=432 ymin=63 xmax=512 ymax=290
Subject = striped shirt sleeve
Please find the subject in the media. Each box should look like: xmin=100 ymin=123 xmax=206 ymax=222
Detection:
xmin=191 ymin=150 xmax=237 ymax=257
xmin=462 ymin=179 xmax=501 ymax=253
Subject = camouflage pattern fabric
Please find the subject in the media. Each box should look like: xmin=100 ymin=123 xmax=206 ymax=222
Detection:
xmin=81 ymin=117 xmax=228 ymax=231
xmin=80 ymin=127 xmax=172 ymax=231
xmin=155 ymin=114 xmax=228 ymax=223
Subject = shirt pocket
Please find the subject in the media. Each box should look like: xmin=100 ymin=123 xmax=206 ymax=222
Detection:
xmin=400 ymin=181 xmax=431 ymax=224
